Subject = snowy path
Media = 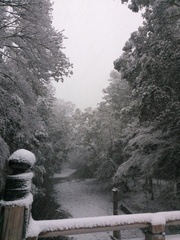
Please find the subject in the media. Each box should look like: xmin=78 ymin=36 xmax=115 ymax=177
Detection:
xmin=54 ymin=179 xmax=112 ymax=218
xmin=53 ymin=168 xmax=77 ymax=179
xmin=53 ymin=171 xmax=144 ymax=240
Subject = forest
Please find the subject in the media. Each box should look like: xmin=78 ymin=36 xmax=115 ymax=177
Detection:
xmin=0 ymin=0 xmax=180 ymax=212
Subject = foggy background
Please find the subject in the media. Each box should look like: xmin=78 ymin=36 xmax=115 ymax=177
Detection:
xmin=52 ymin=0 xmax=143 ymax=109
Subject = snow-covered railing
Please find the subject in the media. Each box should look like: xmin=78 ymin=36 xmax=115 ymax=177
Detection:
xmin=1 ymin=149 xmax=180 ymax=240
xmin=26 ymin=211 xmax=180 ymax=240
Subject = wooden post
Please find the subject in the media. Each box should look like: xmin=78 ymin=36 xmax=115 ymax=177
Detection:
xmin=112 ymin=188 xmax=121 ymax=240
xmin=145 ymin=223 xmax=165 ymax=240
xmin=0 ymin=149 xmax=36 ymax=240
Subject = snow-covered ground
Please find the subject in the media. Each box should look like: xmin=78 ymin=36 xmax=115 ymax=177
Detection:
xmin=53 ymin=168 xmax=77 ymax=179
xmin=53 ymin=169 xmax=144 ymax=240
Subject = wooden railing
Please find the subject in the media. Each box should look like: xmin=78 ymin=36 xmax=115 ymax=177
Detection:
xmin=0 ymin=149 xmax=180 ymax=240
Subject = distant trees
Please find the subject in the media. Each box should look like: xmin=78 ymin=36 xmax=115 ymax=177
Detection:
xmin=46 ymin=99 xmax=76 ymax=174
xmin=68 ymin=71 xmax=130 ymax=182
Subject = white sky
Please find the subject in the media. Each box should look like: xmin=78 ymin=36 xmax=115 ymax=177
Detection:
xmin=52 ymin=0 xmax=142 ymax=110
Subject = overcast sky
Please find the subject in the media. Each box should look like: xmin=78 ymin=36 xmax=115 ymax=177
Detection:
xmin=52 ymin=0 xmax=142 ymax=110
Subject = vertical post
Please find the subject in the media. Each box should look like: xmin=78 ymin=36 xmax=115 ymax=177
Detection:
xmin=145 ymin=223 xmax=165 ymax=240
xmin=0 ymin=149 xmax=36 ymax=240
xmin=112 ymin=188 xmax=121 ymax=240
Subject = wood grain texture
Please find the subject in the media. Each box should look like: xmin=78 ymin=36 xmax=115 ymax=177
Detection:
xmin=38 ymin=223 xmax=149 ymax=238
xmin=1 ymin=206 xmax=25 ymax=240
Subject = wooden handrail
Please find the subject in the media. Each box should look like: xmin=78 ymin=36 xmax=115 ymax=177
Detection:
xmin=31 ymin=219 xmax=148 ymax=238
xmin=26 ymin=212 xmax=180 ymax=239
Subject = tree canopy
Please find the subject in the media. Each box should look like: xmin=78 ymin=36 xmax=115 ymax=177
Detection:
xmin=0 ymin=0 xmax=73 ymax=193
xmin=113 ymin=0 xmax=180 ymax=181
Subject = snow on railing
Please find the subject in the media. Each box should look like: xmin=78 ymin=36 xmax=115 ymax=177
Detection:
xmin=0 ymin=149 xmax=180 ymax=240
xmin=26 ymin=211 xmax=180 ymax=240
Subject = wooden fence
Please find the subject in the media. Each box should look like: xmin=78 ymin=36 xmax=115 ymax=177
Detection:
xmin=0 ymin=149 xmax=180 ymax=240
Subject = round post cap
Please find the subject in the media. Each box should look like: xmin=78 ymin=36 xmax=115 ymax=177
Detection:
xmin=8 ymin=149 xmax=36 ymax=173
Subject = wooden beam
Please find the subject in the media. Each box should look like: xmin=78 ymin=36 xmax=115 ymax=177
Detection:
xmin=26 ymin=210 xmax=180 ymax=239
xmin=112 ymin=188 xmax=121 ymax=240
xmin=38 ymin=222 xmax=149 ymax=238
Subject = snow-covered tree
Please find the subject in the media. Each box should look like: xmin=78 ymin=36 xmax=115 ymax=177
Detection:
xmin=0 ymin=0 xmax=73 ymax=191
xmin=113 ymin=0 xmax=180 ymax=183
